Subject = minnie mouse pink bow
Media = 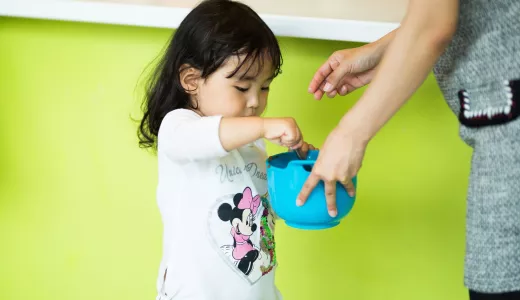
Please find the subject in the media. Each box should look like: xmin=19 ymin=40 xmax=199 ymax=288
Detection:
xmin=238 ymin=187 xmax=260 ymax=214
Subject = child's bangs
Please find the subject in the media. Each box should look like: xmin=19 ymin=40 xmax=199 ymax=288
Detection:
xmin=227 ymin=46 xmax=282 ymax=80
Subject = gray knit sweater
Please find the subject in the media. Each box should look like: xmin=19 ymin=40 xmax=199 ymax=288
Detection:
xmin=433 ymin=0 xmax=520 ymax=293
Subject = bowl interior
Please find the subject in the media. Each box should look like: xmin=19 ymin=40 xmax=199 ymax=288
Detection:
xmin=268 ymin=150 xmax=319 ymax=170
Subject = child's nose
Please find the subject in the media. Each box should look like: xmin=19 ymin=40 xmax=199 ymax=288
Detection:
xmin=248 ymin=96 xmax=259 ymax=108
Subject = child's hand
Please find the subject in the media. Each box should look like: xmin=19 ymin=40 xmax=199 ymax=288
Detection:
xmin=289 ymin=141 xmax=318 ymax=158
xmin=262 ymin=118 xmax=303 ymax=149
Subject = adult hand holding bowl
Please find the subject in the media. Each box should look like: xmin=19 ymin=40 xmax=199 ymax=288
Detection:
xmin=296 ymin=126 xmax=365 ymax=217
xmin=266 ymin=147 xmax=357 ymax=230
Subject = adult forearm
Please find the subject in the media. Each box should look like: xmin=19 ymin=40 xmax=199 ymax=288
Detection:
xmin=339 ymin=0 xmax=458 ymax=142
xmin=368 ymin=28 xmax=399 ymax=64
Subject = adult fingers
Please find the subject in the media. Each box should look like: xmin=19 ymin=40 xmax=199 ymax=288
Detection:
xmin=313 ymin=89 xmax=325 ymax=100
xmin=313 ymin=81 xmax=326 ymax=100
xmin=341 ymin=178 xmax=356 ymax=197
xmin=337 ymin=77 xmax=358 ymax=96
xmin=338 ymin=85 xmax=349 ymax=96
xmin=326 ymin=90 xmax=338 ymax=98
xmin=321 ymin=62 xmax=351 ymax=93
xmin=297 ymin=172 xmax=320 ymax=206
xmin=308 ymin=59 xmax=335 ymax=94
xmin=324 ymin=180 xmax=337 ymax=217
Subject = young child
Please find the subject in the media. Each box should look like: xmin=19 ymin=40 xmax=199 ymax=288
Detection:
xmin=138 ymin=1 xmax=313 ymax=299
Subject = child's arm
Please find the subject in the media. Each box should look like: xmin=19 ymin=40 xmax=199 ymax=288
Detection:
xmin=219 ymin=117 xmax=303 ymax=151
xmin=159 ymin=109 xmax=303 ymax=162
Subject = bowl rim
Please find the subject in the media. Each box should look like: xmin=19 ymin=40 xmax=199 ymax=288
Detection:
xmin=266 ymin=150 xmax=359 ymax=185
xmin=266 ymin=150 xmax=320 ymax=170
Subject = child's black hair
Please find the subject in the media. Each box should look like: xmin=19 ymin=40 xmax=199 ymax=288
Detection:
xmin=138 ymin=0 xmax=282 ymax=149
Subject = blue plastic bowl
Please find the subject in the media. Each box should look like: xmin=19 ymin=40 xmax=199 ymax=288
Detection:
xmin=266 ymin=150 xmax=357 ymax=230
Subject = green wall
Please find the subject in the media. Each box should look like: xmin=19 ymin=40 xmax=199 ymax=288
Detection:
xmin=0 ymin=17 xmax=472 ymax=300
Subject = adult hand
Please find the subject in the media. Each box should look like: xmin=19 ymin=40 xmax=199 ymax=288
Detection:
xmin=308 ymin=36 xmax=393 ymax=100
xmin=296 ymin=126 xmax=367 ymax=217
xmin=308 ymin=46 xmax=378 ymax=100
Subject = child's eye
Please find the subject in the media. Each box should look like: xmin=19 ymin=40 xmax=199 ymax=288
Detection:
xmin=261 ymin=86 xmax=270 ymax=91
xmin=234 ymin=86 xmax=249 ymax=92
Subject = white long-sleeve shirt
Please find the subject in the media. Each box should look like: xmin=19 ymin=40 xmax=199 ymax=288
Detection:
xmin=155 ymin=109 xmax=281 ymax=300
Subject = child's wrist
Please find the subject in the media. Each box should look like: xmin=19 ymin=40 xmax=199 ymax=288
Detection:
xmin=246 ymin=116 xmax=268 ymax=142
xmin=259 ymin=117 xmax=268 ymax=139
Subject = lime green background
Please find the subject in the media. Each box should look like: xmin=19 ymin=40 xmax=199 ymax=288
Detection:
xmin=0 ymin=17 xmax=472 ymax=300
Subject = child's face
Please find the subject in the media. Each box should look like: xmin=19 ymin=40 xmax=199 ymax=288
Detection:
xmin=194 ymin=55 xmax=274 ymax=118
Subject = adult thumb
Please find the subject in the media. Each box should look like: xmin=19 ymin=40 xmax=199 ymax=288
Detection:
xmin=322 ymin=61 xmax=351 ymax=93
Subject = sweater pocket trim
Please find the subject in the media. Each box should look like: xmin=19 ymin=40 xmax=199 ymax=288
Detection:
xmin=458 ymin=78 xmax=520 ymax=127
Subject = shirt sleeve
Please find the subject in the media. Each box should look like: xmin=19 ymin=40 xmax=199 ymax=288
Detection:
xmin=254 ymin=138 xmax=267 ymax=154
xmin=158 ymin=109 xmax=229 ymax=161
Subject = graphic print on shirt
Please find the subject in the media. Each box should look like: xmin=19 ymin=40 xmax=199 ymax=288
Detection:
xmin=210 ymin=187 xmax=276 ymax=284
xmin=258 ymin=192 xmax=276 ymax=275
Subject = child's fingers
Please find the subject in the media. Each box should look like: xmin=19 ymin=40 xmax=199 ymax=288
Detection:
xmin=268 ymin=138 xmax=282 ymax=146
xmin=290 ymin=139 xmax=304 ymax=150
xmin=301 ymin=142 xmax=309 ymax=153
xmin=297 ymin=142 xmax=310 ymax=158
xmin=290 ymin=142 xmax=317 ymax=152
xmin=286 ymin=130 xmax=304 ymax=149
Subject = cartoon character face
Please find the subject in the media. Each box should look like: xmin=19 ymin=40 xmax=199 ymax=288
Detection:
xmin=230 ymin=208 xmax=256 ymax=236
xmin=218 ymin=191 xmax=258 ymax=237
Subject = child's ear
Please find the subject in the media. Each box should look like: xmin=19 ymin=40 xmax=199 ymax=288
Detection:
xmin=179 ymin=64 xmax=201 ymax=94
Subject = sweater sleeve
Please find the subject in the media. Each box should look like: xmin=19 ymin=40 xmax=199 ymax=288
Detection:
xmin=158 ymin=109 xmax=229 ymax=161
